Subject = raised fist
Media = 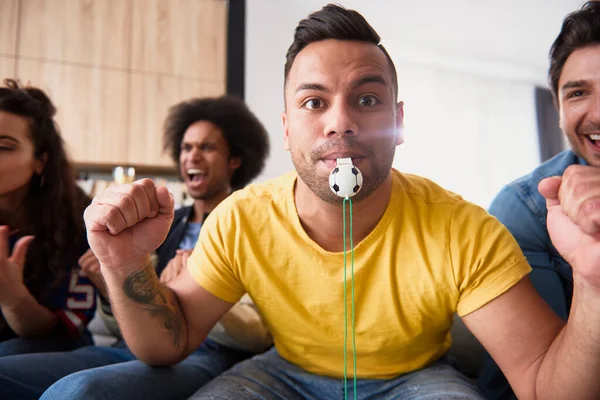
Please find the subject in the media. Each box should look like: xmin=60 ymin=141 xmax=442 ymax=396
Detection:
xmin=83 ymin=179 xmax=174 ymax=270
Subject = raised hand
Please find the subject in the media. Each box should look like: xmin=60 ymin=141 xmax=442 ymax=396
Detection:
xmin=78 ymin=248 xmax=108 ymax=299
xmin=539 ymin=165 xmax=600 ymax=288
xmin=83 ymin=179 xmax=174 ymax=270
xmin=0 ymin=226 xmax=34 ymax=307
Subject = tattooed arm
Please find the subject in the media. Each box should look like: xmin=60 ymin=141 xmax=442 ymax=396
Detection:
xmin=84 ymin=179 xmax=232 ymax=366
xmin=102 ymin=256 xmax=233 ymax=365
xmin=122 ymin=264 xmax=184 ymax=349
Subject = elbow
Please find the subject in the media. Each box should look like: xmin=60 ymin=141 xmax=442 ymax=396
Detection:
xmin=125 ymin=336 xmax=193 ymax=367
xmin=131 ymin=345 xmax=189 ymax=367
xmin=136 ymin=354 xmax=184 ymax=367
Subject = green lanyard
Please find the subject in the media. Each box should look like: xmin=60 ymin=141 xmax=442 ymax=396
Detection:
xmin=343 ymin=197 xmax=357 ymax=400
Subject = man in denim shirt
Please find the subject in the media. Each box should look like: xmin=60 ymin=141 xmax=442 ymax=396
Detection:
xmin=478 ymin=3 xmax=600 ymax=399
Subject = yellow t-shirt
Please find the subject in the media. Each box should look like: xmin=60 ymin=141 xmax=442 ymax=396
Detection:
xmin=188 ymin=169 xmax=531 ymax=379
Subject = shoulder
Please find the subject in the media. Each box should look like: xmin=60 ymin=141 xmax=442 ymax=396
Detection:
xmin=392 ymin=169 xmax=464 ymax=206
xmin=491 ymin=150 xmax=578 ymax=216
xmin=503 ymin=150 xmax=577 ymax=194
xmin=391 ymin=169 xmax=492 ymax=235
xmin=214 ymin=171 xmax=296 ymax=217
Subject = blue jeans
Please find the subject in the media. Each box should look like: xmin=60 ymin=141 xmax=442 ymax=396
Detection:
xmin=0 ymin=339 xmax=253 ymax=400
xmin=0 ymin=331 xmax=92 ymax=357
xmin=189 ymin=348 xmax=484 ymax=399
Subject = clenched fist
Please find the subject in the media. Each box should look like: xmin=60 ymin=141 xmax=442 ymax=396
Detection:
xmin=539 ymin=165 xmax=600 ymax=288
xmin=83 ymin=179 xmax=174 ymax=270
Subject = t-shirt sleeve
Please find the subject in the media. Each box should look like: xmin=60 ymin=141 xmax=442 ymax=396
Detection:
xmin=187 ymin=199 xmax=245 ymax=304
xmin=489 ymin=185 xmax=553 ymax=270
xmin=450 ymin=201 xmax=532 ymax=317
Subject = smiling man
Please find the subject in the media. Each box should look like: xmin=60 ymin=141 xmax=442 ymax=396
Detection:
xmin=82 ymin=4 xmax=600 ymax=400
xmin=478 ymin=3 xmax=600 ymax=399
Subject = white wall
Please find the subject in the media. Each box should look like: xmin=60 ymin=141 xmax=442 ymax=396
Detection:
xmin=245 ymin=0 xmax=584 ymax=208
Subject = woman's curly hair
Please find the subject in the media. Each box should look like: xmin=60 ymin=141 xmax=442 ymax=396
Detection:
xmin=0 ymin=79 xmax=90 ymax=303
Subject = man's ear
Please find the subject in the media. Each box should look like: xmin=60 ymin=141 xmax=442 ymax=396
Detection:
xmin=558 ymin=102 xmax=565 ymax=132
xmin=282 ymin=112 xmax=290 ymax=151
xmin=229 ymin=156 xmax=242 ymax=171
xmin=395 ymin=101 xmax=405 ymax=146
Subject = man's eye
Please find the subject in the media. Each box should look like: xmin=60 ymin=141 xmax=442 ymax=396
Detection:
xmin=304 ymin=99 xmax=323 ymax=110
xmin=568 ymin=90 xmax=584 ymax=98
xmin=357 ymin=95 xmax=379 ymax=107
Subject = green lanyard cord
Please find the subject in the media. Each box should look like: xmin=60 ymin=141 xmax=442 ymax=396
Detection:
xmin=343 ymin=197 xmax=357 ymax=400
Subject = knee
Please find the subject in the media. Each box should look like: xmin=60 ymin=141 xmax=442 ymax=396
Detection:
xmin=41 ymin=371 xmax=104 ymax=400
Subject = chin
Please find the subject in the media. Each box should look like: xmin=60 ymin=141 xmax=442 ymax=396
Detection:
xmin=574 ymin=146 xmax=600 ymax=167
xmin=187 ymin=191 xmax=206 ymax=200
xmin=585 ymin=154 xmax=600 ymax=168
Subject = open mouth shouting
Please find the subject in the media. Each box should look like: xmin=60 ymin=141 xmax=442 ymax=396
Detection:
xmin=186 ymin=168 xmax=208 ymax=190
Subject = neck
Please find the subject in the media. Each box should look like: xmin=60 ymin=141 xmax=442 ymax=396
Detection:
xmin=295 ymin=174 xmax=393 ymax=252
xmin=190 ymin=186 xmax=231 ymax=223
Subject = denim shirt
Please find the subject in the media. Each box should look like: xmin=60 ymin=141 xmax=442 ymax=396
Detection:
xmin=488 ymin=150 xmax=586 ymax=318
xmin=478 ymin=150 xmax=587 ymax=400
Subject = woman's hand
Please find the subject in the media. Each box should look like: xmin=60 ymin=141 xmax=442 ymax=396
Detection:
xmin=0 ymin=226 xmax=34 ymax=308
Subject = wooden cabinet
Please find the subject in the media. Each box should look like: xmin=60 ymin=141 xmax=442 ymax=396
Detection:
xmin=131 ymin=0 xmax=227 ymax=80
xmin=19 ymin=0 xmax=131 ymax=69
xmin=16 ymin=59 xmax=129 ymax=164
xmin=0 ymin=0 xmax=228 ymax=169
xmin=128 ymin=73 xmax=225 ymax=166
xmin=0 ymin=57 xmax=16 ymax=78
xmin=0 ymin=0 xmax=19 ymax=56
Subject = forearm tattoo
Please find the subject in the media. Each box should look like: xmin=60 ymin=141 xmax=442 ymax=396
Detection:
xmin=123 ymin=267 xmax=184 ymax=348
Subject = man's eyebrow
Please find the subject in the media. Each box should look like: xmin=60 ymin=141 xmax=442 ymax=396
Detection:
xmin=562 ymin=80 xmax=587 ymax=91
xmin=295 ymin=83 xmax=329 ymax=93
xmin=294 ymin=76 xmax=387 ymax=93
xmin=181 ymin=140 xmax=217 ymax=146
xmin=352 ymin=75 xmax=387 ymax=89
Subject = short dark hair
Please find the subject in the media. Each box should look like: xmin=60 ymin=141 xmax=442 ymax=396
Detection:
xmin=163 ymin=96 xmax=270 ymax=190
xmin=284 ymin=4 xmax=398 ymax=100
xmin=549 ymin=1 xmax=600 ymax=99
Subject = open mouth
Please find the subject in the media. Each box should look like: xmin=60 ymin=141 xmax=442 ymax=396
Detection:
xmin=320 ymin=156 xmax=365 ymax=169
xmin=585 ymin=134 xmax=600 ymax=149
xmin=186 ymin=168 xmax=207 ymax=182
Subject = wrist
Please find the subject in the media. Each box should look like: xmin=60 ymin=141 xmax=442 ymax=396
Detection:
xmin=575 ymin=273 xmax=600 ymax=297
xmin=100 ymin=253 xmax=153 ymax=280
xmin=1 ymin=286 xmax=33 ymax=312
xmin=572 ymin=275 xmax=600 ymax=322
xmin=100 ymin=254 xmax=154 ymax=299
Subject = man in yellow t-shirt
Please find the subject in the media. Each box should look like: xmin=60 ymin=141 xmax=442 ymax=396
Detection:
xmin=187 ymin=169 xmax=530 ymax=383
xmin=83 ymin=4 xmax=600 ymax=400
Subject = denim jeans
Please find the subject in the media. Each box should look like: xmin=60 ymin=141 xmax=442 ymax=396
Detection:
xmin=0 ymin=339 xmax=253 ymax=400
xmin=189 ymin=348 xmax=484 ymax=400
xmin=0 ymin=331 xmax=92 ymax=357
